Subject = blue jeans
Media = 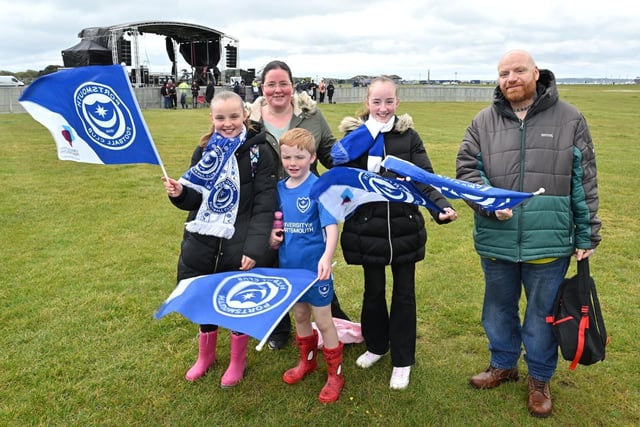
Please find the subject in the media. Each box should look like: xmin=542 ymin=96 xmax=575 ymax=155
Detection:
xmin=480 ymin=257 xmax=570 ymax=381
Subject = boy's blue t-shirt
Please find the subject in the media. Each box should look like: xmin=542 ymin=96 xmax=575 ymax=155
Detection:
xmin=277 ymin=173 xmax=336 ymax=278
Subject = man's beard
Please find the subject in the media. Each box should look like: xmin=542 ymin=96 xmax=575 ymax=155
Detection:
xmin=504 ymin=81 xmax=537 ymax=103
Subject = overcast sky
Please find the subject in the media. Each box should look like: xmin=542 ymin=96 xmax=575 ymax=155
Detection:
xmin=1 ymin=0 xmax=638 ymax=81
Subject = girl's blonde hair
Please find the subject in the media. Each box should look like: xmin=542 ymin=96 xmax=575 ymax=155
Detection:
xmin=198 ymin=91 xmax=250 ymax=147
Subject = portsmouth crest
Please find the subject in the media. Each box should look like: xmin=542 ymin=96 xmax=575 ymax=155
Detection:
xmin=297 ymin=196 xmax=311 ymax=213
xmin=191 ymin=148 xmax=223 ymax=183
xmin=74 ymin=82 xmax=136 ymax=150
xmin=318 ymin=282 xmax=331 ymax=298
xmin=207 ymin=177 xmax=239 ymax=214
xmin=213 ymin=272 xmax=292 ymax=318
xmin=358 ymin=171 xmax=429 ymax=205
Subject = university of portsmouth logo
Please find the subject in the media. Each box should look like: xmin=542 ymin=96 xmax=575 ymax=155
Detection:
xmin=213 ymin=273 xmax=292 ymax=318
xmin=74 ymin=82 xmax=136 ymax=150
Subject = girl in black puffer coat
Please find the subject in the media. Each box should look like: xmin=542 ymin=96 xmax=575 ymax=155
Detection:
xmin=162 ymin=91 xmax=278 ymax=389
xmin=331 ymin=77 xmax=457 ymax=390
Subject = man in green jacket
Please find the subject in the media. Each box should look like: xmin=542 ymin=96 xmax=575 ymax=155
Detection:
xmin=456 ymin=50 xmax=601 ymax=418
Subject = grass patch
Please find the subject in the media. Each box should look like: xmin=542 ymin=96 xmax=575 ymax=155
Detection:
xmin=1 ymin=85 xmax=639 ymax=426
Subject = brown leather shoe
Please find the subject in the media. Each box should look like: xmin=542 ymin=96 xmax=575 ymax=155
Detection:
xmin=469 ymin=365 xmax=519 ymax=389
xmin=528 ymin=377 xmax=552 ymax=418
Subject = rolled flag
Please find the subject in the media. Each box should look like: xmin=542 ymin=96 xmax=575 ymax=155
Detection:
xmin=309 ymin=166 xmax=443 ymax=222
xmin=330 ymin=124 xmax=374 ymax=166
xmin=19 ymin=64 xmax=163 ymax=167
xmin=381 ymin=155 xmax=544 ymax=211
xmin=330 ymin=119 xmax=391 ymax=171
xmin=155 ymin=268 xmax=318 ymax=351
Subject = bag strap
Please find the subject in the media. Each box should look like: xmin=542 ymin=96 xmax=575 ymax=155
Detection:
xmin=569 ymin=259 xmax=590 ymax=370
xmin=585 ymin=258 xmax=608 ymax=350
xmin=578 ymin=258 xmax=590 ymax=307
xmin=589 ymin=272 xmax=607 ymax=342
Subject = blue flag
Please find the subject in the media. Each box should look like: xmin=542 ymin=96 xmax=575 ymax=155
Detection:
xmin=18 ymin=65 xmax=162 ymax=166
xmin=381 ymin=156 xmax=543 ymax=211
xmin=309 ymin=166 xmax=443 ymax=222
xmin=155 ymin=268 xmax=318 ymax=351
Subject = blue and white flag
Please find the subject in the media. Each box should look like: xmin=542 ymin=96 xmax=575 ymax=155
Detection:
xmin=155 ymin=268 xmax=318 ymax=351
xmin=381 ymin=156 xmax=544 ymax=211
xmin=309 ymin=166 xmax=443 ymax=222
xmin=19 ymin=65 xmax=162 ymax=166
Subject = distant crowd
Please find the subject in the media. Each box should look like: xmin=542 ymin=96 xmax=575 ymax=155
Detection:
xmin=159 ymin=76 xmax=338 ymax=109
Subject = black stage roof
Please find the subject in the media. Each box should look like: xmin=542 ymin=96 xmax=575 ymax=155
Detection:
xmin=78 ymin=21 xmax=231 ymax=43
xmin=63 ymin=21 xmax=236 ymax=71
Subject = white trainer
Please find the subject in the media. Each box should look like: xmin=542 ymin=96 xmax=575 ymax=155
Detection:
xmin=390 ymin=366 xmax=411 ymax=390
xmin=356 ymin=351 xmax=385 ymax=368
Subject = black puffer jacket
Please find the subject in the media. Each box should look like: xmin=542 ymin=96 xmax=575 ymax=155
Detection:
xmin=169 ymin=130 xmax=278 ymax=281
xmin=339 ymin=114 xmax=453 ymax=265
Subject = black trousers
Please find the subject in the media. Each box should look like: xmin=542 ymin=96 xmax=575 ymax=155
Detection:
xmin=361 ymin=262 xmax=416 ymax=367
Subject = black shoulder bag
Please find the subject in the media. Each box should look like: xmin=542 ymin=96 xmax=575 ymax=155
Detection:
xmin=546 ymin=258 xmax=609 ymax=370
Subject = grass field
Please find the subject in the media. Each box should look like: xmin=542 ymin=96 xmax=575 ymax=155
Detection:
xmin=1 ymin=85 xmax=639 ymax=426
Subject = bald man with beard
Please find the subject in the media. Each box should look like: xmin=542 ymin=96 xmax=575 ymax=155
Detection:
xmin=456 ymin=50 xmax=601 ymax=418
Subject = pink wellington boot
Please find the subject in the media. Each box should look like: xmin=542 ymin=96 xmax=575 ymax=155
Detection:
xmin=185 ymin=330 xmax=218 ymax=381
xmin=283 ymin=330 xmax=319 ymax=384
xmin=220 ymin=333 xmax=249 ymax=388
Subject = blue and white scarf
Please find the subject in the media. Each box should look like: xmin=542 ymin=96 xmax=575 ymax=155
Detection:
xmin=179 ymin=127 xmax=246 ymax=238
xmin=331 ymin=116 xmax=394 ymax=172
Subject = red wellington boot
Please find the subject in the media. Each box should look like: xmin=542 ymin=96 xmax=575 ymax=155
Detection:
xmin=283 ymin=330 xmax=319 ymax=384
xmin=319 ymin=341 xmax=344 ymax=403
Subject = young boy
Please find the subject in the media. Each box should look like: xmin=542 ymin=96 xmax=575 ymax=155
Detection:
xmin=269 ymin=127 xmax=343 ymax=403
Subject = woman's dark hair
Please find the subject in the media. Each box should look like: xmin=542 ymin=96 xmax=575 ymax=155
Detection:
xmin=261 ymin=60 xmax=293 ymax=83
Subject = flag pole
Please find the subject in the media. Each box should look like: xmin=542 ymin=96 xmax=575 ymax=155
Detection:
xmin=151 ymin=139 xmax=169 ymax=181
xmin=119 ymin=64 xmax=170 ymax=180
